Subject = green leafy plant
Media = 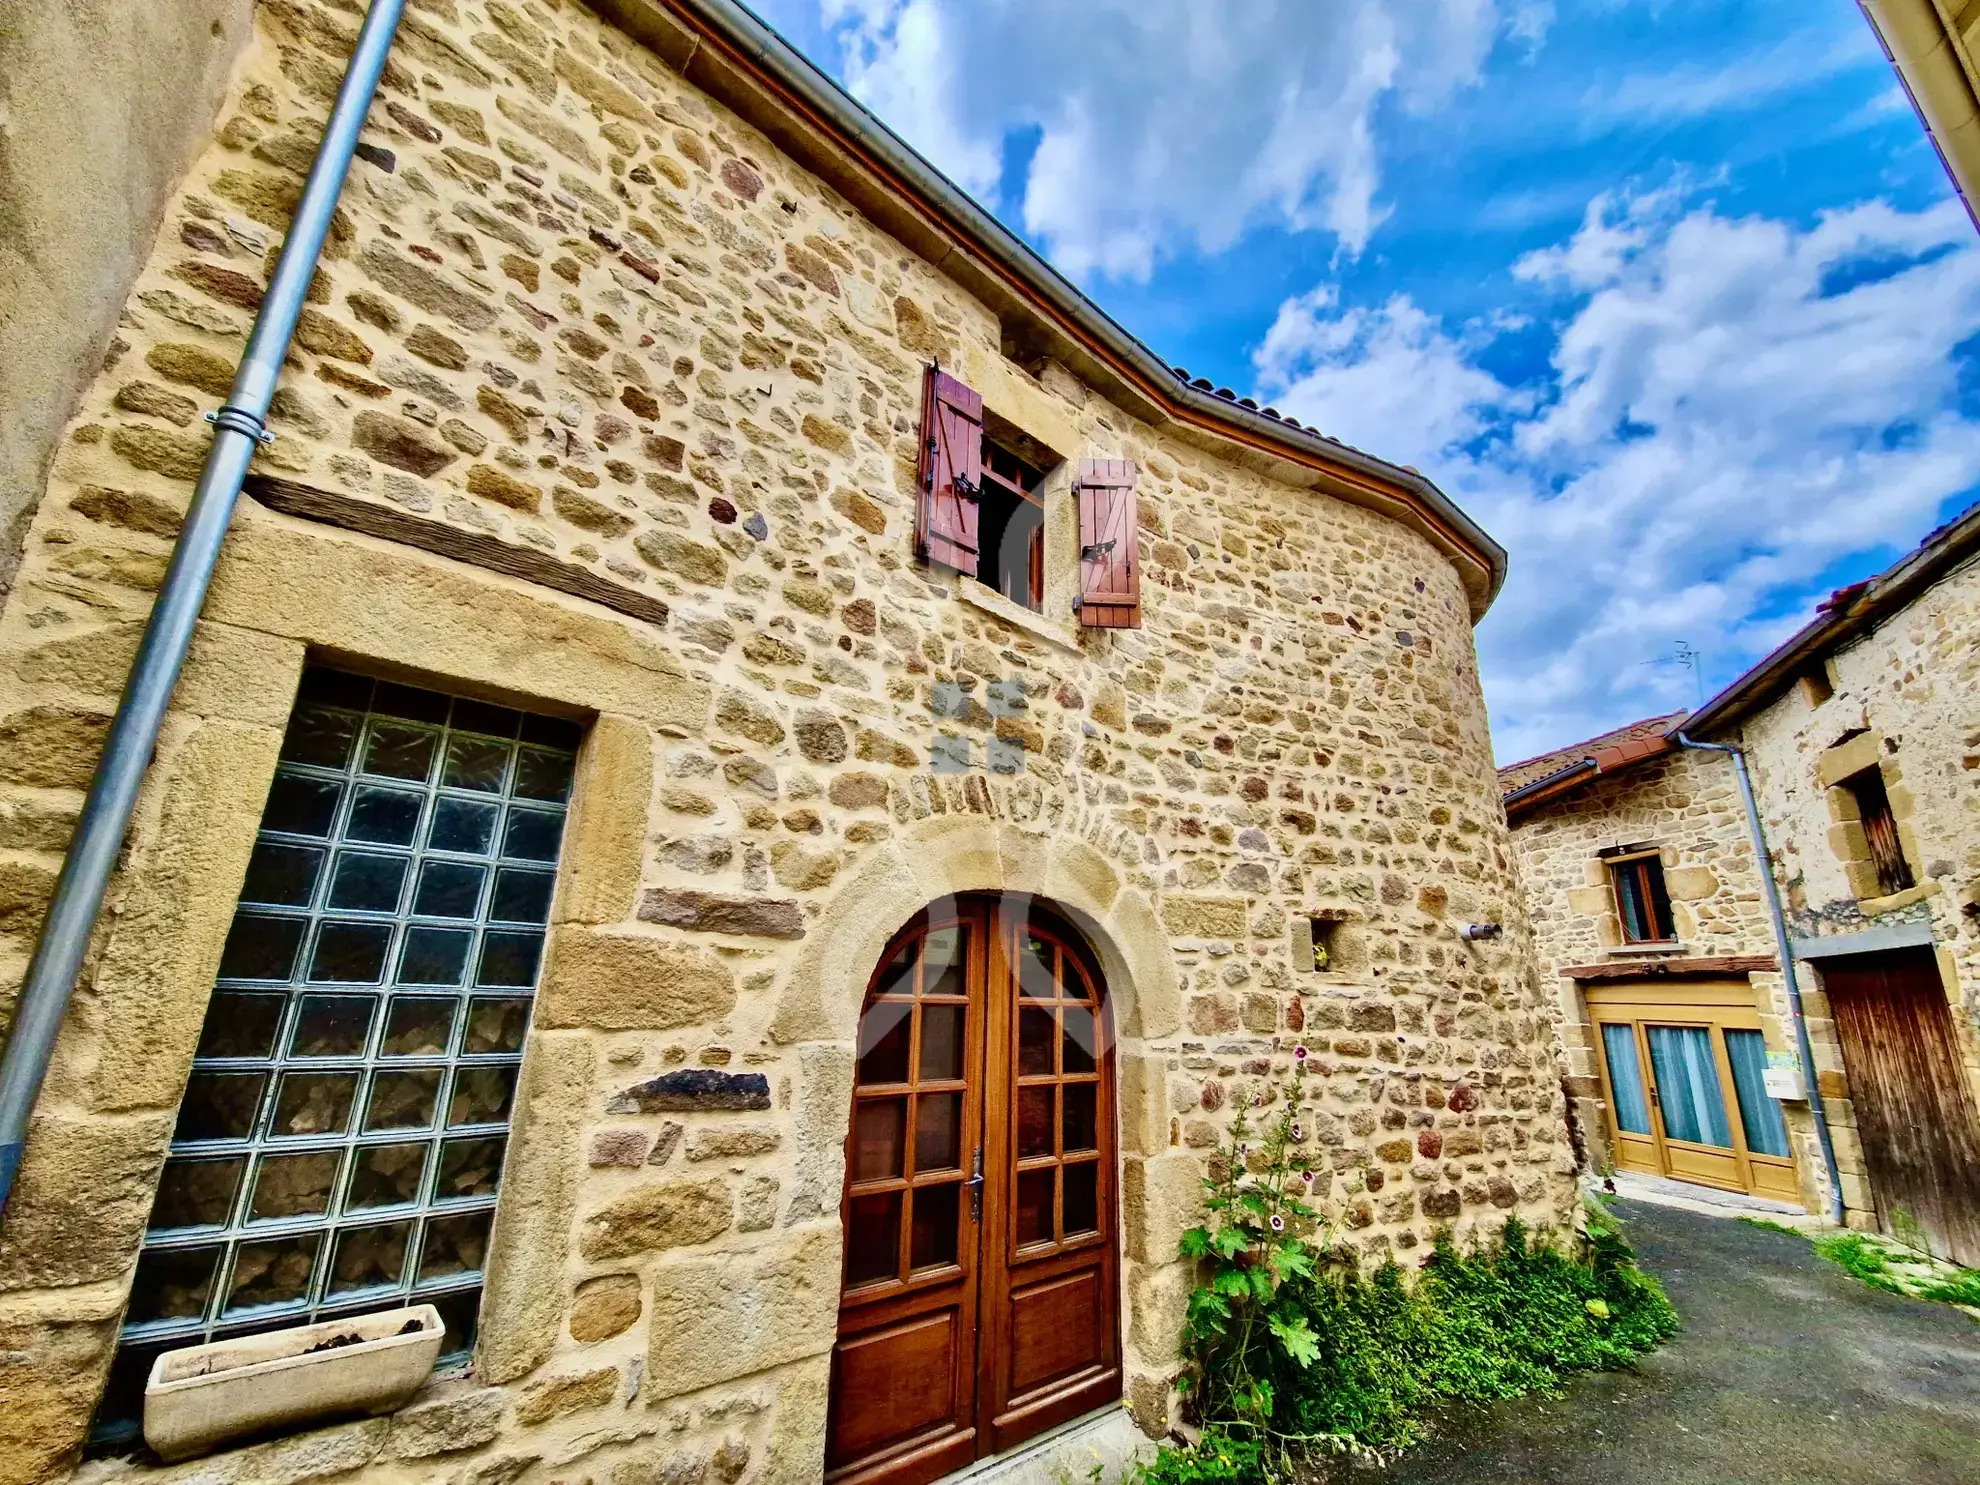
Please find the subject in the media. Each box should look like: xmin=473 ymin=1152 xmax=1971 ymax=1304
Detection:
xmin=1812 ymin=1231 xmax=1906 ymax=1295
xmin=1738 ymin=1215 xmax=1805 ymax=1239
xmin=1148 ymin=1073 xmax=1679 ymax=1483
xmin=1175 ymin=1063 xmax=1334 ymax=1437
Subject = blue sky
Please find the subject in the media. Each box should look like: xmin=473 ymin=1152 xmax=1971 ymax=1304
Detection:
xmin=751 ymin=0 xmax=1980 ymax=761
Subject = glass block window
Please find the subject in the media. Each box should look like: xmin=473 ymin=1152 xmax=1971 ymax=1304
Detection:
xmin=90 ymin=667 xmax=581 ymax=1449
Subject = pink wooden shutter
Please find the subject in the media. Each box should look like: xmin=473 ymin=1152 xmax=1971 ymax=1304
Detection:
xmin=1076 ymin=458 xmax=1140 ymax=628
xmin=916 ymin=365 xmax=982 ymax=576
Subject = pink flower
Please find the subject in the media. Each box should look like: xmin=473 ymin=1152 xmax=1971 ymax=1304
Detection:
xmin=1294 ymin=1044 xmax=1309 ymax=1062
xmin=1270 ymin=1214 xmax=1285 ymax=1232
xmin=1300 ymin=1170 xmax=1314 ymax=1185
xmin=1290 ymin=1124 xmax=1304 ymax=1141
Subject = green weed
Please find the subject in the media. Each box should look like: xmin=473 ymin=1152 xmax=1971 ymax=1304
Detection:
xmin=1141 ymin=1071 xmax=1678 ymax=1484
xmin=1738 ymin=1216 xmax=1804 ymax=1239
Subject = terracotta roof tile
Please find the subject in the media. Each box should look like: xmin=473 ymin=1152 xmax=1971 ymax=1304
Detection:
xmin=1497 ymin=711 xmax=1689 ymax=794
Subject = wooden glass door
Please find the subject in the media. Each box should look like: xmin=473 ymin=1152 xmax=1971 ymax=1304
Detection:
xmin=827 ymin=899 xmax=1120 ymax=1485
xmin=1586 ymin=979 xmax=1800 ymax=1204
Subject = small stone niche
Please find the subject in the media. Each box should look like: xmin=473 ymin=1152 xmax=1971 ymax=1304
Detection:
xmin=1300 ymin=912 xmax=1352 ymax=973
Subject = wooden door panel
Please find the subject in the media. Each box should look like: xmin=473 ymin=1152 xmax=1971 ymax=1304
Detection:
xmin=1826 ymin=951 xmax=1980 ymax=1267
xmin=830 ymin=900 xmax=1121 ymax=1482
xmin=1008 ymin=1268 xmax=1104 ymax=1394
xmin=980 ymin=912 xmax=1121 ymax=1454
xmin=829 ymin=1310 xmax=963 ymax=1466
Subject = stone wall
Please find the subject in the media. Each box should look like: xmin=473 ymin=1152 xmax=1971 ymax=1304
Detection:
xmin=1735 ymin=552 xmax=1980 ymax=1208
xmin=1500 ymin=750 xmax=1830 ymax=1194
xmin=1508 ymin=550 xmax=1980 ymax=1223
xmin=0 ymin=1 xmax=1572 ymax=1480
xmin=0 ymin=0 xmax=256 ymax=599
xmin=1512 ymin=746 xmax=1774 ymax=976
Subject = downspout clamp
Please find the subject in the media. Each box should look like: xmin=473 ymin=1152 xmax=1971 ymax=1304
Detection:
xmin=1674 ymin=733 xmax=1846 ymax=1224
xmin=0 ymin=0 xmax=409 ymax=1220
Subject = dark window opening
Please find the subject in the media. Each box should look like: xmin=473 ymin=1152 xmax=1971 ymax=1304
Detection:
xmin=978 ymin=440 xmax=1046 ymax=612
xmin=1307 ymin=916 xmax=1344 ymax=972
xmin=1610 ymin=855 xmax=1676 ymax=944
xmin=1845 ymin=766 xmax=1914 ymax=897
xmin=1799 ymin=663 xmax=1834 ymax=708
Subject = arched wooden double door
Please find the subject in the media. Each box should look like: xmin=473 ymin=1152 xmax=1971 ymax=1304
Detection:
xmin=826 ymin=897 xmax=1121 ymax=1485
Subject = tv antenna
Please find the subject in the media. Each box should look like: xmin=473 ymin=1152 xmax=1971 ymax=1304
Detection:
xmin=1641 ymin=640 xmax=1706 ymax=710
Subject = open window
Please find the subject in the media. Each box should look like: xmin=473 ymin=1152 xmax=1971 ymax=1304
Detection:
xmin=1843 ymin=765 xmax=1913 ymax=897
xmin=915 ymin=364 xmax=1140 ymax=628
xmin=1607 ymin=851 xmax=1676 ymax=945
xmin=978 ymin=439 xmax=1047 ymax=611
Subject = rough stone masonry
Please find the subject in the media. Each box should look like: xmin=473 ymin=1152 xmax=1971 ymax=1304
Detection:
xmin=0 ymin=1 xmax=1574 ymax=1481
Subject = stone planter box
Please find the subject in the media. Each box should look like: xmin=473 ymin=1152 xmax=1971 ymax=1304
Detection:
xmin=143 ymin=1304 xmax=444 ymax=1462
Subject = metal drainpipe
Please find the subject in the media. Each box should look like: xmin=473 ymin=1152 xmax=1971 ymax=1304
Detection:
xmin=1674 ymin=733 xmax=1846 ymax=1224
xmin=0 ymin=0 xmax=408 ymax=1221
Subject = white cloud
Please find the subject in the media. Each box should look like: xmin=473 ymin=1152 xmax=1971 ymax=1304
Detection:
xmin=1581 ymin=28 xmax=1880 ymax=127
xmin=815 ymin=0 xmax=1534 ymax=279
xmin=1255 ymin=192 xmax=1980 ymax=762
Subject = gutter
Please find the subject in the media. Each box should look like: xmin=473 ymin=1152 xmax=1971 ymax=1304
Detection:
xmin=1857 ymin=0 xmax=1980 ymax=236
xmin=588 ymin=0 xmax=1509 ymax=615
xmin=1502 ymin=734 xmax=1675 ymax=818
xmin=1674 ymin=734 xmax=1846 ymax=1225
xmin=1501 ymin=759 xmax=1598 ymax=813
xmin=0 ymin=0 xmax=409 ymax=1220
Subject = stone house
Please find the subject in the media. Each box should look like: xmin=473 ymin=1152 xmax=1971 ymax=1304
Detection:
xmin=0 ymin=2 xmax=1574 ymax=1482
xmin=1503 ymin=501 xmax=1980 ymax=1265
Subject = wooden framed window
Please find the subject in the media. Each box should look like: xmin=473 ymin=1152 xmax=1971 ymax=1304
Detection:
xmin=978 ymin=440 xmax=1048 ymax=612
xmin=1609 ymin=853 xmax=1676 ymax=945
xmin=915 ymin=363 xmax=1142 ymax=629
xmin=1844 ymin=766 xmax=1914 ymax=897
xmin=90 ymin=667 xmax=580 ymax=1449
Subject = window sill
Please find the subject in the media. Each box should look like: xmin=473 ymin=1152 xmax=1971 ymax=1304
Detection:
xmin=953 ymin=576 xmax=1084 ymax=656
xmin=1606 ymin=941 xmax=1688 ymax=957
xmin=1858 ymin=880 xmax=1940 ymax=916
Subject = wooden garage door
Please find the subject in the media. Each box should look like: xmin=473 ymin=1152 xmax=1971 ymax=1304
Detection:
xmin=1824 ymin=950 xmax=1980 ymax=1267
xmin=825 ymin=898 xmax=1120 ymax=1485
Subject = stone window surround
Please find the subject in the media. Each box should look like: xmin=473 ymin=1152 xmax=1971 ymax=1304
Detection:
xmin=1814 ymin=729 xmax=1935 ymax=912
xmin=1563 ymin=843 xmax=1702 ymax=958
xmin=949 ymin=382 xmax=1129 ymax=646
xmin=1601 ymin=846 xmax=1677 ymax=948
xmin=0 ymin=504 xmax=700 ymax=1468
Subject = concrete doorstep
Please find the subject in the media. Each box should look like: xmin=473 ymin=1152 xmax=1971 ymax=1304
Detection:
xmin=1585 ymin=1170 xmax=1826 ymax=1232
xmin=938 ymin=1407 xmax=1158 ymax=1485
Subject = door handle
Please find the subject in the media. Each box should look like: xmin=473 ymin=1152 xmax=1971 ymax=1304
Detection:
xmin=965 ymin=1148 xmax=984 ymax=1223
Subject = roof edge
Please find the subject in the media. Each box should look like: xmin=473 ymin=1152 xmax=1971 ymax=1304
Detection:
xmin=1684 ymin=500 xmax=1980 ymax=735
xmin=582 ymin=0 xmax=1509 ymax=619
xmin=1502 ymin=734 xmax=1676 ymax=820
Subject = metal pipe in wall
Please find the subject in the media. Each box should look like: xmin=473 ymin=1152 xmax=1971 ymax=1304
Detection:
xmin=0 ymin=0 xmax=409 ymax=1222
xmin=1674 ymin=732 xmax=1846 ymax=1224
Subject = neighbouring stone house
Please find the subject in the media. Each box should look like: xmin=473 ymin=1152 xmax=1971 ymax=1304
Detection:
xmin=1502 ymin=501 xmax=1980 ymax=1266
xmin=0 ymin=2 xmax=1574 ymax=1482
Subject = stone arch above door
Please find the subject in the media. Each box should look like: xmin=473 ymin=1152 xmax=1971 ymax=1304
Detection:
xmin=772 ymin=816 xmax=1182 ymax=1055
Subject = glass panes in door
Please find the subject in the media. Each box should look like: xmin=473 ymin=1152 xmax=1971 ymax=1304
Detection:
xmin=1725 ymin=1028 xmax=1792 ymax=1158
xmin=92 ymin=668 xmax=580 ymax=1449
xmin=1646 ymin=1025 xmax=1733 ymax=1148
xmin=1600 ymin=1024 xmax=1653 ymax=1136
xmin=1012 ymin=930 xmax=1107 ymax=1250
xmin=846 ymin=922 xmax=974 ymax=1288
